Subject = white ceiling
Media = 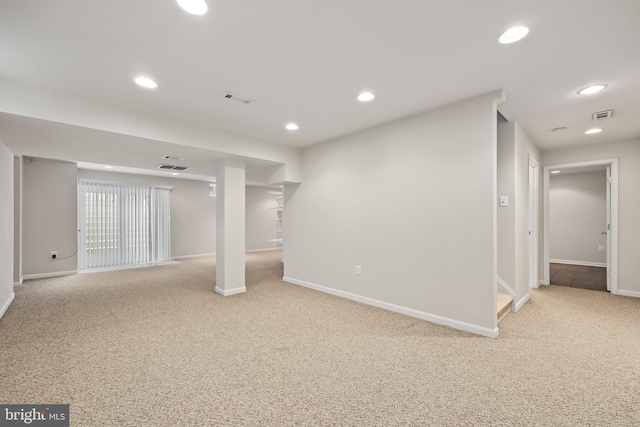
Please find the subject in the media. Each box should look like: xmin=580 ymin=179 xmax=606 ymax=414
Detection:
xmin=0 ymin=0 xmax=639 ymax=170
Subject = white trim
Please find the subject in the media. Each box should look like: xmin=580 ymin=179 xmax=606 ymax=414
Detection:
xmin=543 ymin=158 xmax=618 ymax=294
xmin=617 ymin=290 xmax=640 ymax=299
xmin=13 ymin=281 xmax=22 ymax=287
xmin=537 ymin=280 xmax=545 ymax=287
xmin=497 ymin=276 xmax=515 ymax=296
xmin=79 ymin=261 xmax=179 ymax=274
xmin=245 ymin=248 xmax=281 ymax=253
xmin=173 ymin=248 xmax=281 ymax=260
xmin=172 ymin=253 xmax=216 ymax=260
xmin=215 ymin=286 xmax=246 ymax=296
xmin=550 ymin=259 xmax=607 ymax=268
xmin=0 ymin=292 xmax=15 ymax=320
xmin=283 ymin=276 xmax=500 ymax=339
xmin=22 ymin=270 xmax=78 ymax=281
xmin=514 ymin=293 xmax=530 ymax=312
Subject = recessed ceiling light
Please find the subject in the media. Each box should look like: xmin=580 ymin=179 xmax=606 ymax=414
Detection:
xmin=552 ymin=127 xmax=567 ymax=133
xmin=585 ymin=128 xmax=603 ymax=135
xmin=357 ymin=92 xmax=375 ymax=102
xmin=134 ymin=77 xmax=157 ymax=89
xmin=176 ymin=0 xmax=208 ymax=15
xmin=499 ymin=26 xmax=529 ymax=44
xmin=551 ymin=170 xmax=561 ymax=174
xmin=577 ymin=84 xmax=607 ymax=95
xmin=104 ymin=165 xmax=114 ymax=169
xmin=172 ymin=172 xmax=180 ymax=176
xmin=285 ymin=123 xmax=299 ymax=131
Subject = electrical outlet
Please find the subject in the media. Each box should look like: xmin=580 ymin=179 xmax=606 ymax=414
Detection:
xmin=51 ymin=251 xmax=57 ymax=260
xmin=355 ymin=265 xmax=362 ymax=275
xmin=598 ymin=246 xmax=605 ymax=252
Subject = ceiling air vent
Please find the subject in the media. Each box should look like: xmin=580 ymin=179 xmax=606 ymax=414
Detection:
xmin=162 ymin=155 xmax=185 ymax=161
xmin=157 ymin=164 xmax=189 ymax=171
xmin=223 ymin=91 xmax=254 ymax=105
xmin=592 ymin=109 xmax=613 ymax=121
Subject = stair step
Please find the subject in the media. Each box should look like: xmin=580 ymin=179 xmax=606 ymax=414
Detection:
xmin=497 ymin=293 xmax=514 ymax=323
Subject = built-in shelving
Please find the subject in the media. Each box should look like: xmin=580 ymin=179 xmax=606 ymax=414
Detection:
xmin=269 ymin=188 xmax=283 ymax=249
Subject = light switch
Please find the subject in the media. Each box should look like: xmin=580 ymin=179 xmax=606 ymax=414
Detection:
xmin=499 ymin=196 xmax=509 ymax=207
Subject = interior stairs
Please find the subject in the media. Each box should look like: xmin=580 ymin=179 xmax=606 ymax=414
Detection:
xmin=497 ymin=292 xmax=514 ymax=323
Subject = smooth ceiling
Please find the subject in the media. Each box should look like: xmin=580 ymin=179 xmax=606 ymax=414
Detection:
xmin=0 ymin=0 xmax=639 ymax=156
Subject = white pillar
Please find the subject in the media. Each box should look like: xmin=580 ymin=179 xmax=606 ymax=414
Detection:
xmin=215 ymin=158 xmax=246 ymax=296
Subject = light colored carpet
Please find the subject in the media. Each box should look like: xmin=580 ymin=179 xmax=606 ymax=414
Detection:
xmin=1 ymin=250 xmax=639 ymax=426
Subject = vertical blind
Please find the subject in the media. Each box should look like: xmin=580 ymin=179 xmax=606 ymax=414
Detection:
xmin=78 ymin=179 xmax=171 ymax=269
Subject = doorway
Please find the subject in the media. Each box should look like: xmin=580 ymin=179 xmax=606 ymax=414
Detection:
xmin=542 ymin=159 xmax=618 ymax=294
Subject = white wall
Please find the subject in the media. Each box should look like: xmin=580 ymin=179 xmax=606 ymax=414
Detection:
xmin=0 ymin=138 xmax=14 ymax=320
xmin=75 ymin=169 xmax=277 ymax=258
xmin=549 ymin=171 xmax=606 ymax=265
xmin=13 ymin=156 xmax=22 ymax=284
xmin=22 ymin=161 xmax=279 ymax=276
xmin=514 ymin=123 xmax=541 ymax=303
xmin=542 ymin=138 xmax=640 ymax=295
xmin=246 ymin=186 xmax=280 ymax=251
xmin=497 ymin=117 xmax=516 ymax=291
xmin=78 ymin=169 xmax=218 ymax=258
xmin=23 ymin=157 xmax=78 ymax=277
xmin=284 ymin=92 xmax=500 ymax=335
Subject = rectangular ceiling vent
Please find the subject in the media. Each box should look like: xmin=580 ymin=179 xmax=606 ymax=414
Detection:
xmin=223 ymin=91 xmax=254 ymax=105
xmin=592 ymin=109 xmax=613 ymax=121
xmin=157 ymin=164 xmax=189 ymax=171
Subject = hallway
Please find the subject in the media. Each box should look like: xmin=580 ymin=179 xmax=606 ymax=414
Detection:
xmin=550 ymin=263 xmax=607 ymax=292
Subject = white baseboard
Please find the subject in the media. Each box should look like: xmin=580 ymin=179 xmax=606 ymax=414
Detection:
xmin=550 ymin=259 xmax=606 ymax=268
xmin=514 ymin=293 xmax=530 ymax=312
xmin=174 ymin=248 xmax=281 ymax=261
xmin=13 ymin=279 xmax=23 ymax=287
xmin=246 ymin=248 xmax=281 ymax=253
xmin=215 ymin=286 xmax=246 ymax=296
xmin=173 ymin=253 xmax=216 ymax=260
xmin=0 ymin=292 xmax=15 ymax=320
xmin=617 ymin=290 xmax=640 ymax=299
xmin=283 ymin=276 xmax=499 ymax=339
xmin=22 ymin=270 xmax=78 ymax=281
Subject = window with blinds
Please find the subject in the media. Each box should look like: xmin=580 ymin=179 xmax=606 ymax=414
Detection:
xmin=78 ymin=179 xmax=171 ymax=270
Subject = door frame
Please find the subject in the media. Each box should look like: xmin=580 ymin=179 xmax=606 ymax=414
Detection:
xmin=542 ymin=158 xmax=618 ymax=294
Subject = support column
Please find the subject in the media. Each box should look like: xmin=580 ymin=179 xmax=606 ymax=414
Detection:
xmin=215 ymin=158 xmax=246 ymax=296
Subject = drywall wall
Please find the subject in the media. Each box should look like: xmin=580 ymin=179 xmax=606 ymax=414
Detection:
xmin=78 ymin=170 xmax=217 ymax=258
xmin=542 ymin=138 xmax=640 ymax=296
xmin=77 ymin=170 xmax=277 ymax=257
xmin=549 ymin=171 xmax=606 ymax=265
xmin=13 ymin=156 xmax=22 ymax=284
xmin=284 ymin=92 xmax=500 ymax=334
xmin=0 ymin=139 xmax=14 ymax=320
xmin=23 ymin=157 xmax=78 ymax=277
xmin=497 ymin=117 xmax=516 ymax=292
xmin=246 ymin=185 xmax=280 ymax=251
xmin=514 ymin=123 xmax=541 ymax=304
